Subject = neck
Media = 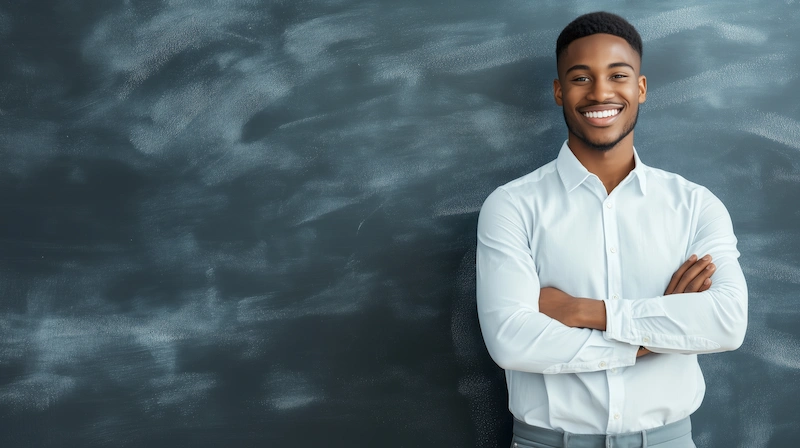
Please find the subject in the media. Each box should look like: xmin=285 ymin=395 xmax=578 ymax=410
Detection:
xmin=567 ymin=133 xmax=636 ymax=194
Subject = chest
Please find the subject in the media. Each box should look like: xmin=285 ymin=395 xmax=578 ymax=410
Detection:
xmin=529 ymin=194 xmax=693 ymax=300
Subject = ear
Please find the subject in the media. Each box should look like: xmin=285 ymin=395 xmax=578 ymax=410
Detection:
xmin=553 ymin=78 xmax=563 ymax=106
xmin=638 ymin=75 xmax=647 ymax=104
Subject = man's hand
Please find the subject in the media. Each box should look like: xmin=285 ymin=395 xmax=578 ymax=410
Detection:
xmin=664 ymin=254 xmax=716 ymax=295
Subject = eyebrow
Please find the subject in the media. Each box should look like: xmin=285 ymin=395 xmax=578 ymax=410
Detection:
xmin=565 ymin=62 xmax=635 ymax=75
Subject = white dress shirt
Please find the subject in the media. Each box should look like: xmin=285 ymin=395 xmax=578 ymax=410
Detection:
xmin=476 ymin=141 xmax=748 ymax=434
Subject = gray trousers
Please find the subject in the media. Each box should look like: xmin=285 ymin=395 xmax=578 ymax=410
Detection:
xmin=511 ymin=417 xmax=695 ymax=448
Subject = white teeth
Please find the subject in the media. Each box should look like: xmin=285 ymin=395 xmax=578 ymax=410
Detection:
xmin=583 ymin=109 xmax=620 ymax=119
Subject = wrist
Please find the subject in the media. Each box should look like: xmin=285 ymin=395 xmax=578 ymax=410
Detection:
xmin=577 ymin=298 xmax=607 ymax=331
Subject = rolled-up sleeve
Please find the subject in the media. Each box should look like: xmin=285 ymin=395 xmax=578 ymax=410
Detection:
xmin=477 ymin=188 xmax=640 ymax=374
xmin=604 ymin=188 xmax=748 ymax=354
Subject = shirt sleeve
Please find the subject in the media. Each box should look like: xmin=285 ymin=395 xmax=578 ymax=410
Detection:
xmin=476 ymin=187 xmax=639 ymax=374
xmin=603 ymin=188 xmax=748 ymax=354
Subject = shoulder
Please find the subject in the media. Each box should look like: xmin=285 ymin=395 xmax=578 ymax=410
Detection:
xmin=491 ymin=159 xmax=560 ymax=202
xmin=643 ymin=165 xmax=720 ymax=200
xmin=479 ymin=159 xmax=558 ymax=222
xmin=642 ymin=165 xmax=729 ymax=216
xmin=644 ymin=165 xmax=702 ymax=191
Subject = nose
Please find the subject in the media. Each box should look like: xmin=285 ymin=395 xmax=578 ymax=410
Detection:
xmin=587 ymin=78 xmax=614 ymax=102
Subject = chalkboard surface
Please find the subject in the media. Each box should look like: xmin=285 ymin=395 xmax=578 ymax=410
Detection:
xmin=1 ymin=1 xmax=798 ymax=447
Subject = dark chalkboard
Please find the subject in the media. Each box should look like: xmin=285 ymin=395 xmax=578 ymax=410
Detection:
xmin=1 ymin=1 xmax=798 ymax=447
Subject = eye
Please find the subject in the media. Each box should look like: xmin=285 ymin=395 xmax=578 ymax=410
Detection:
xmin=573 ymin=76 xmax=589 ymax=82
xmin=612 ymin=74 xmax=628 ymax=79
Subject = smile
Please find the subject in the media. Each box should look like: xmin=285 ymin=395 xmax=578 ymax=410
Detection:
xmin=582 ymin=109 xmax=621 ymax=119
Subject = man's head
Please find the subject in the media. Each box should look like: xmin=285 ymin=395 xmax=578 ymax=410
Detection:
xmin=556 ymin=12 xmax=642 ymax=65
xmin=553 ymin=12 xmax=647 ymax=153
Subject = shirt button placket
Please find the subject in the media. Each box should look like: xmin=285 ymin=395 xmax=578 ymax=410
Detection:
xmin=603 ymin=196 xmax=625 ymax=434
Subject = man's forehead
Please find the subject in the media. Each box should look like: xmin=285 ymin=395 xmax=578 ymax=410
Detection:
xmin=558 ymin=33 xmax=640 ymax=72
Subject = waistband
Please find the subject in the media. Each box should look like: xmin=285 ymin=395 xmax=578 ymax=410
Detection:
xmin=512 ymin=417 xmax=691 ymax=448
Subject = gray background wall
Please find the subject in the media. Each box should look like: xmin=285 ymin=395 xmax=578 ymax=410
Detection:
xmin=0 ymin=1 xmax=798 ymax=447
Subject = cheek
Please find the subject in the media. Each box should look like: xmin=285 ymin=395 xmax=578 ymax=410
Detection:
xmin=623 ymin=84 xmax=642 ymax=101
xmin=564 ymin=91 xmax=584 ymax=109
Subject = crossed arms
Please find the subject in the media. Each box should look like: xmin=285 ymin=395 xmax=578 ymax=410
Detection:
xmin=539 ymin=254 xmax=718 ymax=358
xmin=476 ymin=187 xmax=748 ymax=374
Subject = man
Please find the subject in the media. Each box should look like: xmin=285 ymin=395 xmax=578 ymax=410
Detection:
xmin=476 ymin=12 xmax=748 ymax=448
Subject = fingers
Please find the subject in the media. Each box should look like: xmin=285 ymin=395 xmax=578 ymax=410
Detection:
xmin=665 ymin=254 xmax=717 ymax=295
xmin=698 ymin=277 xmax=712 ymax=293
xmin=664 ymin=254 xmax=697 ymax=295
xmin=686 ymin=264 xmax=715 ymax=293
xmin=674 ymin=255 xmax=714 ymax=294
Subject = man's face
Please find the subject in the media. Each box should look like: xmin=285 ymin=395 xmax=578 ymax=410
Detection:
xmin=553 ymin=33 xmax=647 ymax=152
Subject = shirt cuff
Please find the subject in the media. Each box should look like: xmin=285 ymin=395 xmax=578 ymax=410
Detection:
xmin=604 ymin=298 xmax=634 ymax=344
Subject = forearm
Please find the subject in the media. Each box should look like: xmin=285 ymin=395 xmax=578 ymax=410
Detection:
xmin=538 ymin=287 xmax=607 ymax=330
xmin=572 ymin=297 xmax=607 ymax=331
xmin=539 ymin=262 xmax=745 ymax=356
xmin=477 ymin=301 xmax=639 ymax=373
xmin=538 ymin=292 xmax=647 ymax=357
xmin=552 ymin=285 xmax=747 ymax=355
xmin=604 ymin=256 xmax=748 ymax=353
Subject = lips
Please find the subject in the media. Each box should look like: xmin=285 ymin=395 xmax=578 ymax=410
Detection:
xmin=579 ymin=105 xmax=623 ymax=126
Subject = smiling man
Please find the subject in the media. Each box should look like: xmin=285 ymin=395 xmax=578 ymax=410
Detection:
xmin=476 ymin=12 xmax=748 ymax=448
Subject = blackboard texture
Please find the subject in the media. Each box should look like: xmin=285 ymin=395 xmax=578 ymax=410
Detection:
xmin=1 ymin=1 xmax=798 ymax=447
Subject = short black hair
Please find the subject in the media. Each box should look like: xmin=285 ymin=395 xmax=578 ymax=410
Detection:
xmin=556 ymin=12 xmax=642 ymax=63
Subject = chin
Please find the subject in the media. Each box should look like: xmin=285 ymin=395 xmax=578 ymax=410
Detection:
xmin=581 ymin=135 xmax=625 ymax=152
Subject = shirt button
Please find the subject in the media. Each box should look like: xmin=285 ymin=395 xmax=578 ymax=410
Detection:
xmin=611 ymin=368 xmax=618 ymax=373
xmin=643 ymin=336 xmax=650 ymax=343
xmin=612 ymin=294 xmax=619 ymax=300
xmin=610 ymin=247 xmax=617 ymax=254
xmin=614 ymin=413 xmax=621 ymax=420
xmin=606 ymin=202 xmax=613 ymax=209
xmin=599 ymin=361 xmax=607 ymax=368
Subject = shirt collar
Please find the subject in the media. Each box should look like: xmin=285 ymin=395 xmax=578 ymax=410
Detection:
xmin=556 ymin=141 xmax=648 ymax=195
